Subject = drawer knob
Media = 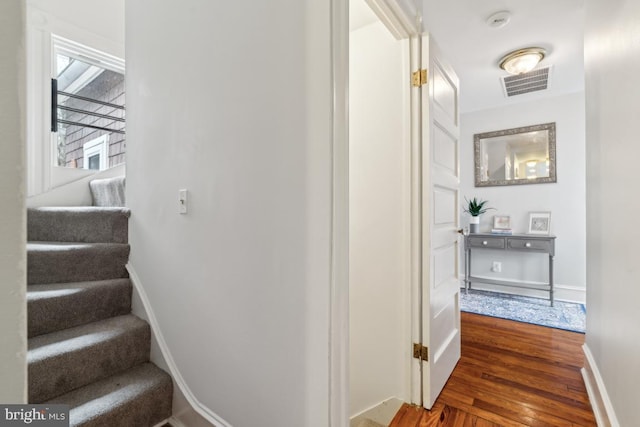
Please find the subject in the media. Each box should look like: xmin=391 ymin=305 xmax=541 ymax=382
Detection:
xmin=525 ymin=242 xmax=532 ymax=248
xmin=482 ymin=241 xmax=488 ymax=245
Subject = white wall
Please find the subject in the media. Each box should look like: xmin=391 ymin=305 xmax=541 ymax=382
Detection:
xmin=460 ymin=92 xmax=586 ymax=302
xmin=584 ymin=0 xmax=640 ymax=424
xmin=349 ymin=20 xmax=410 ymax=418
xmin=126 ymin=1 xmax=333 ymax=426
xmin=27 ymin=0 xmax=124 ymax=48
xmin=0 ymin=0 xmax=27 ymax=404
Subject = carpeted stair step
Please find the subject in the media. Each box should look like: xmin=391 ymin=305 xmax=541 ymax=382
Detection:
xmin=28 ymin=315 xmax=150 ymax=403
xmin=28 ymin=279 xmax=132 ymax=338
xmin=26 ymin=205 xmax=173 ymax=424
xmin=27 ymin=242 xmax=130 ymax=285
xmin=28 ymin=207 xmax=130 ymax=244
xmin=46 ymin=362 xmax=172 ymax=427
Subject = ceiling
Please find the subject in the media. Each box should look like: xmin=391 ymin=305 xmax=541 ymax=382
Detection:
xmin=350 ymin=0 xmax=585 ymax=114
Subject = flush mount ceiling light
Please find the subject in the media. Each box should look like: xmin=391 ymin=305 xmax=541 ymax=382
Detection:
xmin=499 ymin=47 xmax=546 ymax=75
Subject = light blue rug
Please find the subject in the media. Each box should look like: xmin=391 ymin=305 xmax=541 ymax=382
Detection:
xmin=460 ymin=289 xmax=586 ymax=333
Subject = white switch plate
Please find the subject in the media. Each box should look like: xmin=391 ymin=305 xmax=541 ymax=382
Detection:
xmin=178 ymin=189 xmax=188 ymax=214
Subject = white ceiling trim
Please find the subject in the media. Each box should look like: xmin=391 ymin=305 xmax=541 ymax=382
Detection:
xmin=365 ymin=0 xmax=420 ymax=39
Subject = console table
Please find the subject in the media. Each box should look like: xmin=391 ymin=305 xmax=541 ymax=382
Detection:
xmin=463 ymin=233 xmax=556 ymax=306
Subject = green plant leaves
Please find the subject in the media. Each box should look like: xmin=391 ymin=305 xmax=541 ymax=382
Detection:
xmin=463 ymin=197 xmax=494 ymax=216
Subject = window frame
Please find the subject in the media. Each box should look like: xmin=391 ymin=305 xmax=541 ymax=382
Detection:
xmin=52 ymin=35 xmax=125 ymax=77
xmin=52 ymin=34 xmax=125 ymax=167
xmin=25 ymin=7 xmax=126 ymax=197
xmin=82 ymin=134 xmax=109 ymax=171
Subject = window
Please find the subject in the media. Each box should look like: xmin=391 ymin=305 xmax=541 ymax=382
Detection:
xmin=51 ymin=36 xmax=125 ymax=170
xmin=82 ymin=135 xmax=109 ymax=171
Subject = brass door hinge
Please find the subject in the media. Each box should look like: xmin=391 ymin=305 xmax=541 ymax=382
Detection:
xmin=413 ymin=343 xmax=429 ymax=362
xmin=412 ymin=69 xmax=427 ymax=87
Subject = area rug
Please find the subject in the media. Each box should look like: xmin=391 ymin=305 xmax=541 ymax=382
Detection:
xmin=460 ymin=289 xmax=586 ymax=333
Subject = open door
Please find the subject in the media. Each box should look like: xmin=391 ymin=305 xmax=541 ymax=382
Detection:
xmin=411 ymin=33 xmax=461 ymax=409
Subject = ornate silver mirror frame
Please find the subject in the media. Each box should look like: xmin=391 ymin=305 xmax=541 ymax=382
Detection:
xmin=474 ymin=122 xmax=556 ymax=187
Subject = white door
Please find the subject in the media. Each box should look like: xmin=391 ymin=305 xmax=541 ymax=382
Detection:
xmin=413 ymin=34 xmax=461 ymax=409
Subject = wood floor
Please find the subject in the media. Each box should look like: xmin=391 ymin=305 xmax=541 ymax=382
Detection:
xmin=390 ymin=312 xmax=596 ymax=427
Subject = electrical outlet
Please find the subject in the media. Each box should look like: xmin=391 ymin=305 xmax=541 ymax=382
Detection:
xmin=178 ymin=189 xmax=188 ymax=214
xmin=492 ymin=261 xmax=502 ymax=273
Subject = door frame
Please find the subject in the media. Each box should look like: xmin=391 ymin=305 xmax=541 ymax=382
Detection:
xmin=330 ymin=0 xmax=423 ymax=425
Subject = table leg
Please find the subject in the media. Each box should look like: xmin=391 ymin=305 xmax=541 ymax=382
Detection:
xmin=549 ymin=254 xmax=554 ymax=307
xmin=466 ymin=248 xmax=471 ymax=292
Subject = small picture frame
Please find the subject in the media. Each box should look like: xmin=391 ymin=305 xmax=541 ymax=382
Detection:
xmin=528 ymin=212 xmax=551 ymax=235
xmin=493 ymin=215 xmax=511 ymax=230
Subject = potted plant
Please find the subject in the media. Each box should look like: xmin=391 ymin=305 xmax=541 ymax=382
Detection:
xmin=463 ymin=197 xmax=494 ymax=233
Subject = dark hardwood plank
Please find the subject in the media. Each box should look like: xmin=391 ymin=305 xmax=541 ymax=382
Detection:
xmin=389 ymin=312 xmax=596 ymax=427
xmin=390 ymin=403 xmax=426 ymax=426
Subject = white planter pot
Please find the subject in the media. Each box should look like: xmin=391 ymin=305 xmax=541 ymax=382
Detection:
xmin=469 ymin=216 xmax=480 ymax=233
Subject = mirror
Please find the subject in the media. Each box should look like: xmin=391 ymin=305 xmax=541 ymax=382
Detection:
xmin=474 ymin=122 xmax=556 ymax=187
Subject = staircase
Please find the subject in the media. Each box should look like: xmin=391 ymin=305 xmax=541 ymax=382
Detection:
xmin=27 ymin=206 xmax=173 ymax=427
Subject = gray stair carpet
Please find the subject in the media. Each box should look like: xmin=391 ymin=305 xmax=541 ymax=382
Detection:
xmin=27 ymin=205 xmax=172 ymax=426
xmin=29 ymin=315 xmax=151 ymax=403
xmin=28 ymin=207 xmax=130 ymax=243
xmin=28 ymin=279 xmax=132 ymax=338
xmin=47 ymin=363 xmax=172 ymax=427
xmin=27 ymin=242 xmax=130 ymax=285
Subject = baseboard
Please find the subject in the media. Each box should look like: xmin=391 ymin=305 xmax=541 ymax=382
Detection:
xmin=554 ymin=284 xmax=586 ymax=304
xmin=152 ymin=417 xmax=189 ymax=427
xmin=152 ymin=418 xmax=178 ymax=427
xmin=127 ymin=264 xmax=232 ymax=427
xmin=582 ymin=344 xmax=619 ymax=427
xmin=350 ymin=397 xmax=404 ymax=426
xmin=463 ymin=281 xmax=586 ymax=304
xmin=164 ymin=417 xmax=187 ymax=427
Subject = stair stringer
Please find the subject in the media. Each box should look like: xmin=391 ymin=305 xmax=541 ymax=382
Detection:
xmin=127 ymin=263 xmax=232 ymax=427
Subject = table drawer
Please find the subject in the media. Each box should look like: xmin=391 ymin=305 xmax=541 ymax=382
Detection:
xmin=468 ymin=236 xmax=505 ymax=249
xmin=507 ymin=238 xmax=552 ymax=253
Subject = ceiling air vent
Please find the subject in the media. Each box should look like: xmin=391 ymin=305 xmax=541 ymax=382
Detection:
xmin=501 ymin=66 xmax=552 ymax=97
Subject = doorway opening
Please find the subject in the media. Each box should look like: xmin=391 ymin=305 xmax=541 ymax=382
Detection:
xmin=348 ymin=0 xmax=412 ymax=424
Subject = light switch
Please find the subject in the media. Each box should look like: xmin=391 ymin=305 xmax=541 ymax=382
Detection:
xmin=178 ymin=189 xmax=188 ymax=214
